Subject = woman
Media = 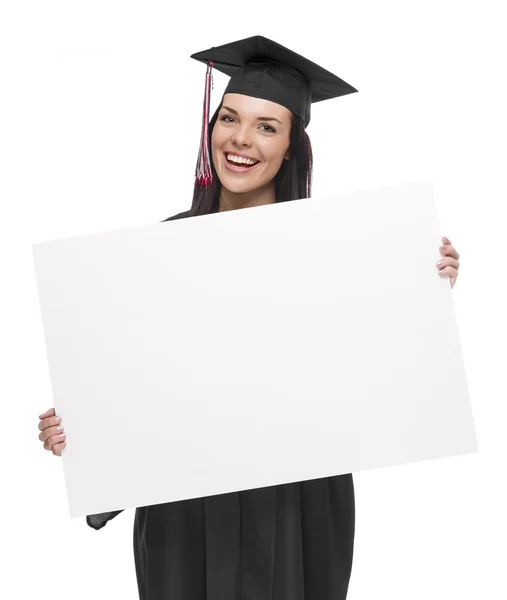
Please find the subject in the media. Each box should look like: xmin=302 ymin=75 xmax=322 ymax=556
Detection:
xmin=37 ymin=36 xmax=461 ymax=600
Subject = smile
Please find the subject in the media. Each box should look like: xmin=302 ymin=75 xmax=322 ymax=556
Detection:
xmin=224 ymin=152 xmax=260 ymax=173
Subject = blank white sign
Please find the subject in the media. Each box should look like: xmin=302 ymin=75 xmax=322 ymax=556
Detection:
xmin=32 ymin=181 xmax=477 ymax=518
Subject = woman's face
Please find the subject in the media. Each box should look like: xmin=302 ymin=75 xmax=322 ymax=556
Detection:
xmin=211 ymin=93 xmax=292 ymax=195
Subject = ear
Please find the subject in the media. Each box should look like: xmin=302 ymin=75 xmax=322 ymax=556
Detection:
xmin=284 ymin=149 xmax=290 ymax=161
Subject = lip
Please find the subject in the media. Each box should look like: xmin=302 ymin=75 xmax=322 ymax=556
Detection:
xmin=223 ymin=152 xmax=260 ymax=174
xmin=225 ymin=151 xmax=259 ymax=161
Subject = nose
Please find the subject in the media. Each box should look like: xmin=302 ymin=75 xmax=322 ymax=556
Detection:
xmin=231 ymin=125 xmax=253 ymax=148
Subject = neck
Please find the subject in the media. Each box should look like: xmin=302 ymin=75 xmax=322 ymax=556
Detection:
xmin=218 ymin=182 xmax=276 ymax=213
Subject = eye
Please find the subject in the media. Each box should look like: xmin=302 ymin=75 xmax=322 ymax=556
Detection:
xmin=259 ymin=124 xmax=276 ymax=133
xmin=220 ymin=115 xmax=236 ymax=123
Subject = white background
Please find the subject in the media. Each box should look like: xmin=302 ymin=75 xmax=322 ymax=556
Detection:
xmin=1 ymin=1 xmax=505 ymax=599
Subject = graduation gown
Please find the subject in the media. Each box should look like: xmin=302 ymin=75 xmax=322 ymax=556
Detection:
xmin=86 ymin=210 xmax=356 ymax=600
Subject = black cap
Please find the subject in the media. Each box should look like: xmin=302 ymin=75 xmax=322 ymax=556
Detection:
xmin=191 ymin=35 xmax=357 ymax=128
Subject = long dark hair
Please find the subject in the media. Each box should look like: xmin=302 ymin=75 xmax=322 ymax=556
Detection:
xmin=189 ymin=101 xmax=313 ymax=217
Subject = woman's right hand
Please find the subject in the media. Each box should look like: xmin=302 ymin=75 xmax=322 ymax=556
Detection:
xmin=38 ymin=408 xmax=66 ymax=456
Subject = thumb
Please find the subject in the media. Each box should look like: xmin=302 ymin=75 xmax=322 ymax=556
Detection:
xmin=39 ymin=408 xmax=55 ymax=420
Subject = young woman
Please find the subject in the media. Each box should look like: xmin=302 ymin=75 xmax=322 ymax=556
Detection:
xmin=37 ymin=36 xmax=461 ymax=600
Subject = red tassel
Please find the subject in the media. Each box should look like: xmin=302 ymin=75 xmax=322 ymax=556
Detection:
xmin=195 ymin=61 xmax=214 ymax=189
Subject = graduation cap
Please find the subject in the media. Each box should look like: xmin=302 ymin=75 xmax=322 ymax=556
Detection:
xmin=191 ymin=35 xmax=358 ymax=188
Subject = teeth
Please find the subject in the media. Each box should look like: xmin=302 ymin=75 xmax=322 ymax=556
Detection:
xmin=227 ymin=154 xmax=257 ymax=165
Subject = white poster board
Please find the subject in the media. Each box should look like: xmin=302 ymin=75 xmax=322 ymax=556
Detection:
xmin=32 ymin=181 xmax=477 ymax=518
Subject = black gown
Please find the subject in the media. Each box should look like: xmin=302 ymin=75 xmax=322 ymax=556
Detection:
xmin=86 ymin=210 xmax=356 ymax=600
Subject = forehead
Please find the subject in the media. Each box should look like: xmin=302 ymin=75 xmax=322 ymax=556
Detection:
xmin=221 ymin=93 xmax=292 ymax=122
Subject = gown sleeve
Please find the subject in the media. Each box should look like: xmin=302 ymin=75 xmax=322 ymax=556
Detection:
xmin=161 ymin=210 xmax=192 ymax=222
xmin=86 ymin=509 xmax=125 ymax=530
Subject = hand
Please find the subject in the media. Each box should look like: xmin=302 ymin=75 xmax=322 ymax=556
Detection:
xmin=437 ymin=236 xmax=460 ymax=289
xmin=38 ymin=408 xmax=66 ymax=456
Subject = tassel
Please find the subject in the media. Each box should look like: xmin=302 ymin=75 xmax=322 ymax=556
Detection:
xmin=195 ymin=61 xmax=214 ymax=189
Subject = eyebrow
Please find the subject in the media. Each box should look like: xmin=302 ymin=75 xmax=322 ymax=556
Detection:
xmin=222 ymin=105 xmax=283 ymax=125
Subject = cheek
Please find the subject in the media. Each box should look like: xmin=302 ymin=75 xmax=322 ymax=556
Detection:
xmin=211 ymin=125 xmax=226 ymax=150
xmin=211 ymin=130 xmax=219 ymax=154
xmin=261 ymin=141 xmax=289 ymax=172
xmin=211 ymin=131 xmax=223 ymax=170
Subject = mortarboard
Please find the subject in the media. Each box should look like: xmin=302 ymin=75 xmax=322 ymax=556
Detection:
xmin=190 ymin=35 xmax=358 ymax=188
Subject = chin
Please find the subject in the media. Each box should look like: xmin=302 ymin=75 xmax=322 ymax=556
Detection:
xmin=217 ymin=172 xmax=262 ymax=195
xmin=220 ymin=179 xmax=259 ymax=195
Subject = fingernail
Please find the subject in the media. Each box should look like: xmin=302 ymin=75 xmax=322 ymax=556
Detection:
xmin=56 ymin=426 xmax=64 ymax=432
xmin=55 ymin=417 xmax=62 ymax=423
xmin=59 ymin=433 xmax=66 ymax=438
xmin=437 ymin=260 xmax=443 ymax=265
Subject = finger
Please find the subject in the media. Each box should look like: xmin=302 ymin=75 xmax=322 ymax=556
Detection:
xmin=39 ymin=425 xmax=64 ymax=443
xmin=39 ymin=408 xmax=55 ymax=420
xmin=38 ymin=415 xmax=62 ymax=432
xmin=439 ymin=244 xmax=460 ymax=260
xmin=52 ymin=441 xmax=67 ymax=457
xmin=44 ymin=432 xmax=66 ymax=451
xmin=437 ymin=257 xmax=460 ymax=270
xmin=44 ymin=433 xmax=66 ymax=451
xmin=442 ymin=236 xmax=451 ymax=245
xmin=438 ymin=266 xmax=459 ymax=277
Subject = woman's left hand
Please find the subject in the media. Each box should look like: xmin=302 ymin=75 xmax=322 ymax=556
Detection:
xmin=437 ymin=236 xmax=460 ymax=289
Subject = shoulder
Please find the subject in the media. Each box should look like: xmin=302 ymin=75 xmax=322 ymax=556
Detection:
xmin=160 ymin=210 xmax=192 ymax=223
